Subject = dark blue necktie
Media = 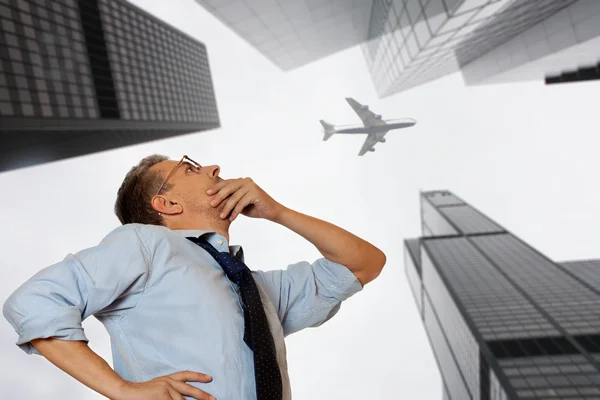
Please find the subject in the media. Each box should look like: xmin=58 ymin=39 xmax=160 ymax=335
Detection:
xmin=187 ymin=237 xmax=283 ymax=400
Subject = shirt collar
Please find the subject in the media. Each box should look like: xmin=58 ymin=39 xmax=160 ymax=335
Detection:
xmin=171 ymin=229 xmax=244 ymax=261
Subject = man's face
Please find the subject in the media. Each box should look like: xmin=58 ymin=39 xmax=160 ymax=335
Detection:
xmin=151 ymin=159 xmax=226 ymax=218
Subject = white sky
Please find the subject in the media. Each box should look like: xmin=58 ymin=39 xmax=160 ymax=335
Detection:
xmin=2 ymin=0 xmax=600 ymax=398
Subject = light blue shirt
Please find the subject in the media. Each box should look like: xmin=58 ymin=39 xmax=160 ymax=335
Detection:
xmin=2 ymin=223 xmax=363 ymax=399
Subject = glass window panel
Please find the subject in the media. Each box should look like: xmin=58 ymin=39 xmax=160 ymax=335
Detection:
xmin=23 ymin=26 xmax=35 ymax=39
xmin=41 ymin=104 xmax=52 ymax=116
xmin=4 ymin=33 xmax=18 ymax=47
xmin=38 ymin=93 xmax=49 ymax=103
xmin=35 ymin=79 xmax=47 ymax=91
xmin=16 ymin=0 xmax=31 ymax=12
xmin=0 ymin=102 xmax=15 ymax=115
xmin=21 ymin=12 xmax=33 ymax=25
xmin=0 ymin=87 xmax=10 ymax=101
xmin=15 ymin=76 xmax=28 ymax=88
xmin=21 ymin=103 xmax=34 ymax=115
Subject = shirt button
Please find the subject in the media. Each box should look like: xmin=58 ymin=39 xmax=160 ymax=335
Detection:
xmin=217 ymin=239 xmax=223 ymax=245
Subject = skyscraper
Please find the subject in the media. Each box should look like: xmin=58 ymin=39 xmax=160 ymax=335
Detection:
xmin=458 ymin=0 xmax=600 ymax=87
xmin=0 ymin=0 xmax=220 ymax=173
xmin=361 ymin=0 xmax=599 ymax=97
xmin=192 ymin=0 xmax=515 ymax=88
xmin=361 ymin=0 xmax=511 ymax=97
xmin=404 ymin=190 xmax=600 ymax=399
xmin=193 ymin=0 xmax=372 ymax=70
xmin=192 ymin=0 xmax=600 ymax=97
xmin=544 ymin=62 xmax=600 ymax=85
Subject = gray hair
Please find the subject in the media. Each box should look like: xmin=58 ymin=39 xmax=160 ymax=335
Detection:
xmin=114 ymin=154 xmax=172 ymax=225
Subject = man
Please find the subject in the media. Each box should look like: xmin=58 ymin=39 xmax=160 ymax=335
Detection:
xmin=3 ymin=155 xmax=386 ymax=400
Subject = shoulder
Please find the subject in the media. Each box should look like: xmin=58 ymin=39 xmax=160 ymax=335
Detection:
xmin=102 ymin=223 xmax=171 ymax=242
xmin=97 ymin=224 xmax=174 ymax=258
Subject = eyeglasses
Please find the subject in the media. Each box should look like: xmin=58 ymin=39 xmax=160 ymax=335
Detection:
xmin=155 ymin=155 xmax=201 ymax=196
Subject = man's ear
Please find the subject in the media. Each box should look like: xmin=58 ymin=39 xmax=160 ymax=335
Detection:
xmin=151 ymin=195 xmax=183 ymax=216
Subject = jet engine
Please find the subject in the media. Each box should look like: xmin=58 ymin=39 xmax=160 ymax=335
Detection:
xmin=368 ymin=148 xmax=375 ymax=152
xmin=361 ymin=105 xmax=369 ymax=110
xmin=375 ymin=114 xmax=382 ymax=119
xmin=379 ymin=138 xmax=386 ymax=143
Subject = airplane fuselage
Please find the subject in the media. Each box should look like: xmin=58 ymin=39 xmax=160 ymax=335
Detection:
xmin=320 ymin=97 xmax=417 ymax=156
xmin=335 ymin=121 xmax=416 ymax=134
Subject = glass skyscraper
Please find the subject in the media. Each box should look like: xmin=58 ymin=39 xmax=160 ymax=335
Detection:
xmin=0 ymin=0 xmax=220 ymax=173
xmin=191 ymin=0 xmax=600 ymax=96
xmin=194 ymin=0 xmax=372 ymax=70
xmin=459 ymin=0 xmax=600 ymax=87
xmin=363 ymin=0 xmax=600 ymax=95
xmin=405 ymin=190 xmax=600 ymax=399
xmin=545 ymin=62 xmax=600 ymax=85
xmin=361 ymin=0 xmax=513 ymax=97
xmin=193 ymin=0 xmax=514 ymax=84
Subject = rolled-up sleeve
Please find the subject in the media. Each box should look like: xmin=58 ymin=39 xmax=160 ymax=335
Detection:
xmin=2 ymin=224 xmax=151 ymax=355
xmin=254 ymin=258 xmax=363 ymax=337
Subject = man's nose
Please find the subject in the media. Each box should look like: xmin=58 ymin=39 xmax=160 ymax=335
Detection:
xmin=205 ymin=165 xmax=220 ymax=178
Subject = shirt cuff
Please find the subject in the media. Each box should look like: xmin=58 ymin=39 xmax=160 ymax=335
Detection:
xmin=313 ymin=258 xmax=364 ymax=302
xmin=14 ymin=306 xmax=88 ymax=355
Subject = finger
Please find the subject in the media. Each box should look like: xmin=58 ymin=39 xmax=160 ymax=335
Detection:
xmin=220 ymin=186 xmax=250 ymax=219
xmin=209 ymin=180 xmax=244 ymax=208
xmin=230 ymin=193 xmax=255 ymax=222
xmin=206 ymin=180 xmax=228 ymax=195
xmin=168 ymin=370 xmax=213 ymax=383
xmin=168 ymin=386 xmax=185 ymax=400
xmin=169 ymin=379 xmax=215 ymax=400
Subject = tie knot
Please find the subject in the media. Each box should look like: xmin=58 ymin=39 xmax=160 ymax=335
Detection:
xmin=215 ymin=251 xmax=249 ymax=284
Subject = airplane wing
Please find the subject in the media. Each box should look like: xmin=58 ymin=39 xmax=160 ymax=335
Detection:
xmin=346 ymin=97 xmax=388 ymax=128
xmin=358 ymin=131 xmax=387 ymax=156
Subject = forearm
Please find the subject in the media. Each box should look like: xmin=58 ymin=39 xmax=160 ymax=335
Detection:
xmin=31 ymin=338 xmax=128 ymax=400
xmin=272 ymin=207 xmax=386 ymax=285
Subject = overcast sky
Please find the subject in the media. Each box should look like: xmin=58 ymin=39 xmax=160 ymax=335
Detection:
xmin=2 ymin=0 xmax=600 ymax=399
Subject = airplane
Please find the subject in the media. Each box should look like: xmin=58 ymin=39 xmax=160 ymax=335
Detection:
xmin=320 ymin=97 xmax=416 ymax=156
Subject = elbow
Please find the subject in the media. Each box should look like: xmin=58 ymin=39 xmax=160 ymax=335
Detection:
xmin=378 ymin=249 xmax=387 ymax=270
xmin=2 ymin=293 xmax=18 ymax=326
xmin=371 ymin=249 xmax=387 ymax=280
xmin=3 ymin=290 xmax=35 ymax=339
xmin=357 ymin=248 xmax=387 ymax=286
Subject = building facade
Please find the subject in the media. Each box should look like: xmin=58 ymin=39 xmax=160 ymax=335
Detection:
xmin=458 ymin=0 xmax=600 ymax=87
xmin=545 ymin=61 xmax=600 ymax=85
xmin=0 ymin=0 xmax=219 ymax=173
xmin=361 ymin=0 xmax=515 ymax=97
xmin=362 ymin=0 xmax=600 ymax=95
xmin=193 ymin=0 xmax=516 ymax=94
xmin=194 ymin=0 xmax=373 ymax=70
xmin=191 ymin=0 xmax=600 ymax=97
xmin=404 ymin=190 xmax=600 ymax=399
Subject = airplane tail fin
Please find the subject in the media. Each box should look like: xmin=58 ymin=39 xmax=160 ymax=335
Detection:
xmin=320 ymin=120 xmax=336 ymax=141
